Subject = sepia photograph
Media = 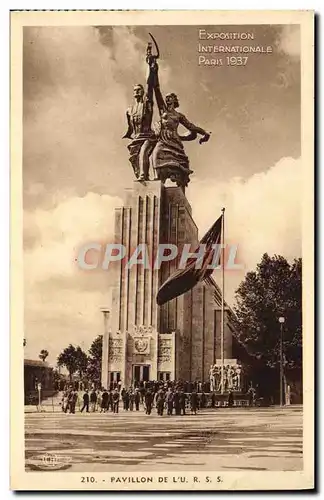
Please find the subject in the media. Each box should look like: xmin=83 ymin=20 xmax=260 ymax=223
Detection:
xmin=10 ymin=10 xmax=314 ymax=491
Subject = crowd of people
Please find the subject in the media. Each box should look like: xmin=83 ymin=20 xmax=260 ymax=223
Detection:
xmin=60 ymin=379 xmax=244 ymax=415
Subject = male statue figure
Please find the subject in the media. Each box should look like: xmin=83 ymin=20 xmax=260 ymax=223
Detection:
xmin=123 ymin=40 xmax=158 ymax=181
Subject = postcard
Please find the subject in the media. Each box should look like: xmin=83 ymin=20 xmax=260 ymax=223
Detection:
xmin=10 ymin=9 xmax=314 ymax=490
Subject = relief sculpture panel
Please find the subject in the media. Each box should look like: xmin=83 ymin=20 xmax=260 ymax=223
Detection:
xmin=158 ymin=338 xmax=172 ymax=363
xmin=108 ymin=338 xmax=123 ymax=363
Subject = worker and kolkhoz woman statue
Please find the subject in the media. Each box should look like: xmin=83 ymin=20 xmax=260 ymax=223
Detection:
xmin=123 ymin=33 xmax=211 ymax=189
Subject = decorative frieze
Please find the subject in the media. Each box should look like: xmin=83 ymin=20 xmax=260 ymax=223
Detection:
xmin=133 ymin=325 xmax=154 ymax=336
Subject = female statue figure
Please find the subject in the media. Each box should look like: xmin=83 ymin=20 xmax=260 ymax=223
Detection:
xmin=236 ymin=365 xmax=242 ymax=391
xmin=153 ymin=75 xmax=210 ymax=188
xmin=228 ymin=366 xmax=235 ymax=390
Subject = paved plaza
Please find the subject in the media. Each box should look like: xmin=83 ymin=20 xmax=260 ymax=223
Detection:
xmin=25 ymin=405 xmax=303 ymax=472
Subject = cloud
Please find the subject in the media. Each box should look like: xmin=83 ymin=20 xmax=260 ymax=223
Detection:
xmin=276 ymin=25 xmax=300 ymax=59
xmin=187 ymin=156 xmax=302 ymax=302
xmin=24 ymin=192 xmax=121 ymax=285
xmin=24 ymin=191 xmax=120 ymax=363
xmin=24 ymin=284 xmax=111 ymax=365
xmin=23 ymin=26 xmax=155 ymax=208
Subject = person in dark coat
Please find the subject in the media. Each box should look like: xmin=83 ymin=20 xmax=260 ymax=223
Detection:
xmin=228 ymin=389 xmax=234 ymax=408
xmin=145 ymin=390 xmax=154 ymax=415
xmin=101 ymin=389 xmax=109 ymax=412
xmin=211 ymin=392 xmax=216 ymax=408
xmin=112 ymin=390 xmax=119 ymax=413
xmin=172 ymin=390 xmax=180 ymax=415
xmin=121 ymin=388 xmax=126 ymax=410
xmin=90 ymin=389 xmax=97 ymax=412
xmin=129 ymin=390 xmax=135 ymax=411
xmin=156 ymin=389 xmax=165 ymax=416
xmin=190 ymin=390 xmax=198 ymax=415
xmin=80 ymin=389 xmax=89 ymax=413
xmin=166 ymin=389 xmax=174 ymax=416
xmin=179 ymin=390 xmax=186 ymax=415
xmin=124 ymin=390 xmax=130 ymax=411
xmin=200 ymin=392 xmax=207 ymax=409
xmin=70 ymin=390 xmax=78 ymax=414
xmin=134 ymin=389 xmax=141 ymax=411
xmin=107 ymin=390 xmax=113 ymax=412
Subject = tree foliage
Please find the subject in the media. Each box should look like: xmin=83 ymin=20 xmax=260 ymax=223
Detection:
xmin=234 ymin=254 xmax=302 ymax=369
xmin=86 ymin=335 xmax=103 ymax=386
xmin=57 ymin=336 xmax=103 ymax=385
xmin=39 ymin=349 xmax=49 ymax=362
xmin=57 ymin=344 xmax=88 ymax=381
xmin=75 ymin=346 xmax=88 ymax=378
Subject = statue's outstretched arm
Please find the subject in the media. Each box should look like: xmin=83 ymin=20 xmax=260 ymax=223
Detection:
xmin=178 ymin=113 xmax=211 ymax=143
xmin=122 ymin=110 xmax=133 ymax=139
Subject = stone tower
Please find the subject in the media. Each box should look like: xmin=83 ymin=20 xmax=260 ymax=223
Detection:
xmin=101 ymin=180 xmax=233 ymax=388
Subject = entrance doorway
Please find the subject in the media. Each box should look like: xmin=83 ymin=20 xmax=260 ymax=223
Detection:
xmin=133 ymin=365 xmax=150 ymax=383
xmin=158 ymin=371 xmax=171 ymax=382
xmin=109 ymin=372 xmax=121 ymax=384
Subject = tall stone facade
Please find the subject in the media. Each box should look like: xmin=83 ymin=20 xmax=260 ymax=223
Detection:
xmin=101 ymin=180 xmax=233 ymax=388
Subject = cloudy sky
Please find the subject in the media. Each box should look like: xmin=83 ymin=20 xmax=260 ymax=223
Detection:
xmin=23 ymin=24 xmax=301 ymax=363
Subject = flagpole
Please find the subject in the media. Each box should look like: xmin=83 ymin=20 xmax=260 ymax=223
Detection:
xmin=220 ymin=207 xmax=225 ymax=395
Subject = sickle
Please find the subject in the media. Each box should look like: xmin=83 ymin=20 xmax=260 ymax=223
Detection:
xmin=148 ymin=32 xmax=160 ymax=59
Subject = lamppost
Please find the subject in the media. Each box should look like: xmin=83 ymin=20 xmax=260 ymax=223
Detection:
xmin=278 ymin=317 xmax=285 ymax=407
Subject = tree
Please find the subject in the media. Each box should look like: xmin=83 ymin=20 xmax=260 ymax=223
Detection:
xmin=234 ymin=254 xmax=302 ymax=370
xmin=87 ymin=335 xmax=103 ymax=386
xmin=52 ymin=368 xmax=65 ymax=391
xmin=57 ymin=344 xmax=88 ymax=382
xmin=57 ymin=344 xmax=79 ymax=382
xmin=39 ymin=349 xmax=49 ymax=362
xmin=75 ymin=346 xmax=88 ymax=379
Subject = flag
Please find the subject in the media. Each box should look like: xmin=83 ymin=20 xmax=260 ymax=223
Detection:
xmin=156 ymin=214 xmax=223 ymax=306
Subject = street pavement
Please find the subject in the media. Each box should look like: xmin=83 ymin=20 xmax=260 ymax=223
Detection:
xmin=25 ymin=406 xmax=302 ymax=472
